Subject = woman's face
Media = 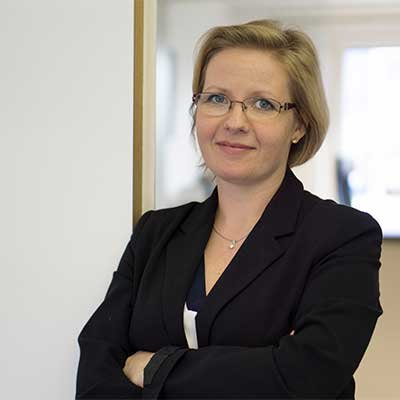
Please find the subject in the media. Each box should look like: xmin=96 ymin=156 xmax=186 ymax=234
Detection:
xmin=195 ymin=47 xmax=304 ymax=188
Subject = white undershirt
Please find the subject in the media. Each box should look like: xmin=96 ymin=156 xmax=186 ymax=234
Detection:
xmin=183 ymin=302 xmax=199 ymax=349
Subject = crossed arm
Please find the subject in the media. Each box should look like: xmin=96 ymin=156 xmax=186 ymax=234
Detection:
xmin=76 ymin=211 xmax=382 ymax=399
xmin=121 ymin=329 xmax=295 ymax=388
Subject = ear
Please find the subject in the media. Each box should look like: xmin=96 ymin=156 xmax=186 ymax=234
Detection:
xmin=291 ymin=122 xmax=306 ymax=144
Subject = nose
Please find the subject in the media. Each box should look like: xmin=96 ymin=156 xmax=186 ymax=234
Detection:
xmin=223 ymin=102 xmax=249 ymax=133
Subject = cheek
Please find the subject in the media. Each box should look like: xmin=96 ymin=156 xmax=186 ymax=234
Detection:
xmin=195 ymin=117 xmax=217 ymax=145
xmin=257 ymin=125 xmax=294 ymax=153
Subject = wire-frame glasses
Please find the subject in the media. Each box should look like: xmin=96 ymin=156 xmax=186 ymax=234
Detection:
xmin=192 ymin=92 xmax=296 ymax=120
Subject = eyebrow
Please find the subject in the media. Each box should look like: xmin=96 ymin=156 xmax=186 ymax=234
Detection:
xmin=202 ymin=86 xmax=277 ymax=99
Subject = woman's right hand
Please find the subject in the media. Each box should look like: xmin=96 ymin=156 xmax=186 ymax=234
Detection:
xmin=123 ymin=350 xmax=155 ymax=388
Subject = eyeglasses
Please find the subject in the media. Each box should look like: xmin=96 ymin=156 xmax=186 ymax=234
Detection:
xmin=192 ymin=92 xmax=296 ymax=120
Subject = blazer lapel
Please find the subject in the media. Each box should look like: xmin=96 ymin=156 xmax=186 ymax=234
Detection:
xmin=196 ymin=169 xmax=305 ymax=346
xmin=195 ymin=226 xmax=282 ymax=347
xmin=162 ymin=169 xmax=304 ymax=347
xmin=162 ymin=190 xmax=218 ymax=345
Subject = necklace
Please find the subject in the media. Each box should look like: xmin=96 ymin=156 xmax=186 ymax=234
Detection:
xmin=212 ymin=226 xmax=249 ymax=249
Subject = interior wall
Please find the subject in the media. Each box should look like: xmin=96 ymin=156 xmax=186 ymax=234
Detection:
xmin=354 ymin=240 xmax=400 ymax=400
xmin=0 ymin=1 xmax=133 ymax=399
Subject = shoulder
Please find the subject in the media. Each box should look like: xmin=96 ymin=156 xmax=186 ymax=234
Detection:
xmin=298 ymin=191 xmax=382 ymax=257
xmin=131 ymin=201 xmax=200 ymax=245
xmin=304 ymin=191 xmax=381 ymax=231
xmin=138 ymin=201 xmax=200 ymax=228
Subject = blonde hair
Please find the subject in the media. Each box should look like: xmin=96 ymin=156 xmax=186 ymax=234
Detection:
xmin=191 ymin=19 xmax=329 ymax=167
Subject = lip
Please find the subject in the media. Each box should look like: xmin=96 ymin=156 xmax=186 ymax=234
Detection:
xmin=216 ymin=141 xmax=255 ymax=150
xmin=216 ymin=140 xmax=254 ymax=154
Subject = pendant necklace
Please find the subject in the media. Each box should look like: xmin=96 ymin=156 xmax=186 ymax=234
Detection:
xmin=212 ymin=225 xmax=249 ymax=249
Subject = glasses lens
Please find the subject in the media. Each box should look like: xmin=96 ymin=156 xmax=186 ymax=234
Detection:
xmin=246 ymin=97 xmax=280 ymax=119
xmin=196 ymin=93 xmax=229 ymax=116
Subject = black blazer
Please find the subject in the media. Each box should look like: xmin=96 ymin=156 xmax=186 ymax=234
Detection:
xmin=76 ymin=169 xmax=383 ymax=399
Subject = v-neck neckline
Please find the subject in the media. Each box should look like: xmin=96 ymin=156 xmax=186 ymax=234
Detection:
xmin=186 ymin=255 xmax=206 ymax=313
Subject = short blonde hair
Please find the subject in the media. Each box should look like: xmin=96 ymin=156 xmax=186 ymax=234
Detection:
xmin=191 ymin=19 xmax=329 ymax=167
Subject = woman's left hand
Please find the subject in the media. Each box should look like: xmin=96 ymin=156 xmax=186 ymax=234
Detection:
xmin=123 ymin=350 xmax=155 ymax=388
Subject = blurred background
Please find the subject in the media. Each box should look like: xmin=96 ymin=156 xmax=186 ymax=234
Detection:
xmin=0 ymin=0 xmax=398 ymax=399
xmin=155 ymin=0 xmax=400 ymax=239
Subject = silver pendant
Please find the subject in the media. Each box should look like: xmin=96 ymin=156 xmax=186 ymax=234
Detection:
xmin=229 ymin=240 xmax=237 ymax=249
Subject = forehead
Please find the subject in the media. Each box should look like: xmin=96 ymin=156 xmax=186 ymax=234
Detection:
xmin=203 ymin=48 xmax=290 ymax=98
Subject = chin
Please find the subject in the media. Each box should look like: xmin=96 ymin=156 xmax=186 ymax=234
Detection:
xmin=206 ymin=161 xmax=264 ymax=186
xmin=213 ymin=170 xmax=254 ymax=185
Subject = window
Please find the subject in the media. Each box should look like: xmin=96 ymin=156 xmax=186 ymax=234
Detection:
xmin=338 ymin=47 xmax=400 ymax=238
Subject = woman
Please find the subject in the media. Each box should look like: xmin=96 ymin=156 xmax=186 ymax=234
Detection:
xmin=76 ymin=20 xmax=382 ymax=399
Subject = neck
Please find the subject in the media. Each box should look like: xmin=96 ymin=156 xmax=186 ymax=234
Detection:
xmin=214 ymin=170 xmax=286 ymax=237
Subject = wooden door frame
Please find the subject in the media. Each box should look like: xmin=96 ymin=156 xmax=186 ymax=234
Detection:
xmin=133 ymin=0 xmax=157 ymax=225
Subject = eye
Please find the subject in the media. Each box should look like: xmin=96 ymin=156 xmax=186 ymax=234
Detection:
xmin=205 ymin=93 xmax=228 ymax=105
xmin=253 ymin=98 xmax=276 ymax=111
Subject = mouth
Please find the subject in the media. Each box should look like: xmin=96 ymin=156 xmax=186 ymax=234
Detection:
xmin=216 ymin=141 xmax=256 ymax=150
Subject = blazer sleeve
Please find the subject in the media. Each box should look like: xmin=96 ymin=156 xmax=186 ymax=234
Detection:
xmin=142 ymin=209 xmax=383 ymax=399
xmin=75 ymin=211 xmax=153 ymax=399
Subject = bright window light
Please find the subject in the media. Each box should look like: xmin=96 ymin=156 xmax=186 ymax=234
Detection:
xmin=339 ymin=47 xmax=400 ymax=238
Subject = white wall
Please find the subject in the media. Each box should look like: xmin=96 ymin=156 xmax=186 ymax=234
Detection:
xmin=0 ymin=1 xmax=133 ymax=398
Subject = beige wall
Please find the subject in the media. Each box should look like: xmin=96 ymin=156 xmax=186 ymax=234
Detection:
xmin=355 ymin=240 xmax=400 ymax=400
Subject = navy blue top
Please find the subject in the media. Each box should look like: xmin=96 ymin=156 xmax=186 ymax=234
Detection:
xmin=186 ymin=256 xmax=206 ymax=312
